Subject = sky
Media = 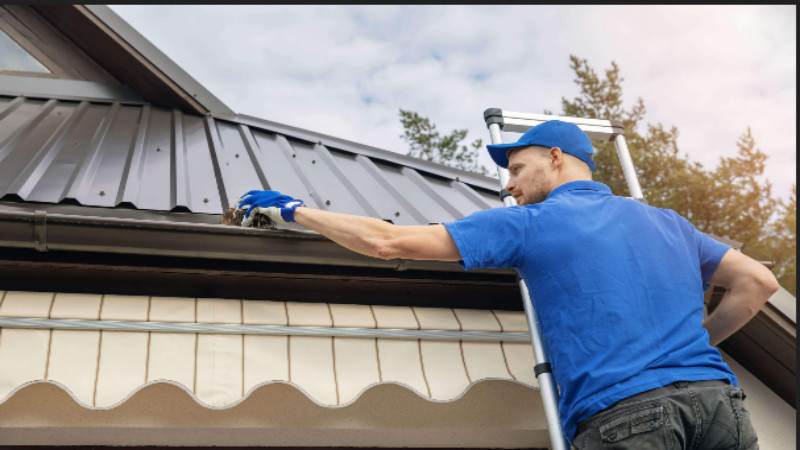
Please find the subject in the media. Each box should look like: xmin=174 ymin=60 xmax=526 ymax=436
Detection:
xmin=109 ymin=5 xmax=796 ymax=204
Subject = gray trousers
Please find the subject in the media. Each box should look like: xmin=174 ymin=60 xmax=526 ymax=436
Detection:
xmin=571 ymin=380 xmax=758 ymax=449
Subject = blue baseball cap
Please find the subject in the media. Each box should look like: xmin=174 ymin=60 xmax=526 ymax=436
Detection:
xmin=486 ymin=120 xmax=596 ymax=171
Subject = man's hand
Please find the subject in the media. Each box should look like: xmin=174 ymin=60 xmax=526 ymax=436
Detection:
xmin=704 ymin=249 xmax=780 ymax=346
xmin=236 ymin=190 xmax=305 ymax=227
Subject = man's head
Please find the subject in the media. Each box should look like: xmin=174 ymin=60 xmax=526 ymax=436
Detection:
xmin=504 ymin=145 xmax=592 ymax=205
xmin=486 ymin=120 xmax=595 ymax=205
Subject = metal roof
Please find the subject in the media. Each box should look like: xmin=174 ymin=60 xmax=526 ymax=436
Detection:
xmin=0 ymin=94 xmax=501 ymax=224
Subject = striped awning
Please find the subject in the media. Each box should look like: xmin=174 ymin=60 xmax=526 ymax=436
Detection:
xmin=0 ymin=291 xmax=548 ymax=448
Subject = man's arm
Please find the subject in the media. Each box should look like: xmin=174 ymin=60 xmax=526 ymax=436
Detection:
xmin=294 ymin=207 xmax=462 ymax=262
xmin=703 ymin=249 xmax=780 ymax=346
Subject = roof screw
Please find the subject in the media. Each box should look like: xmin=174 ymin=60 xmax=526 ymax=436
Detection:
xmin=292 ymin=154 xmax=297 ymax=158
xmin=455 ymin=176 xmax=460 ymax=181
xmin=99 ymin=191 xmax=105 ymax=196
xmin=235 ymin=153 xmax=239 ymax=158
xmin=74 ymin=141 xmax=79 ymax=145
xmin=325 ymin=200 xmax=331 ymax=206
xmin=203 ymin=198 xmax=209 ymax=203
xmin=312 ymin=160 xmax=316 ymax=164
xmin=318 ymin=141 xmax=322 ymax=145
xmin=156 ymin=147 xmax=161 ymax=152
xmin=394 ymin=211 xmax=400 ymax=217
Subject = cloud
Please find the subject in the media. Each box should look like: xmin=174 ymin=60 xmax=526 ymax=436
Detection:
xmin=109 ymin=5 xmax=796 ymax=201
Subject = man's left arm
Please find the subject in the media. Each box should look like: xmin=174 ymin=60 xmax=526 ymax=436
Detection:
xmin=703 ymin=249 xmax=780 ymax=346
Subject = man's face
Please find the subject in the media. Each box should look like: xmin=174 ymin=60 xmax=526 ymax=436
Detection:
xmin=505 ymin=146 xmax=556 ymax=206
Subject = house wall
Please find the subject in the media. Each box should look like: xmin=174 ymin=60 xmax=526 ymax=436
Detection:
xmin=722 ymin=351 xmax=796 ymax=450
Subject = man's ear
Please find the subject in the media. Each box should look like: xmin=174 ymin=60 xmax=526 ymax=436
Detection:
xmin=550 ymin=147 xmax=563 ymax=168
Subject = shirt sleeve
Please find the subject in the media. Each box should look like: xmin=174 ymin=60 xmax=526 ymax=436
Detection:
xmin=688 ymin=221 xmax=732 ymax=291
xmin=443 ymin=206 xmax=527 ymax=271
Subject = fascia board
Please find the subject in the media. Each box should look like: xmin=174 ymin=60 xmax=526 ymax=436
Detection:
xmin=0 ymin=74 xmax=145 ymax=104
xmin=83 ymin=5 xmax=235 ymax=116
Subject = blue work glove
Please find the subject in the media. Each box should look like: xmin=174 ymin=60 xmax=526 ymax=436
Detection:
xmin=236 ymin=190 xmax=305 ymax=227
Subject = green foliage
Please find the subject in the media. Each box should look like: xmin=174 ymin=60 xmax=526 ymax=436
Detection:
xmin=399 ymin=109 xmax=489 ymax=175
xmin=750 ymin=184 xmax=796 ymax=295
xmin=773 ymin=185 xmax=796 ymax=294
xmin=559 ymin=55 xmax=795 ymax=295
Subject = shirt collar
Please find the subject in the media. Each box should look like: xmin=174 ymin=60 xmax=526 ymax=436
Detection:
xmin=546 ymin=180 xmax=611 ymax=200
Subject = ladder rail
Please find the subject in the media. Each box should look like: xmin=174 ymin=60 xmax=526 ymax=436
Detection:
xmin=487 ymin=121 xmax=569 ymax=450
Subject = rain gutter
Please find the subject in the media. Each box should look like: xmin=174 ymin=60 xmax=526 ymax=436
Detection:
xmin=0 ymin=209 xmax=512 ymax=275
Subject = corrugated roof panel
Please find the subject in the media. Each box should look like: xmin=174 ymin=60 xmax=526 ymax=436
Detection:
xmin=315 ymin=145 xmax=384 ymax=218
xmin=373 ymin=163 xmax=456 ymax=224
xmin=169 ymin=109 xmax=189 ymax=211
xmin=248 ymin=131 xmax=320 ymax=209
xmin=284 ymin=139 xmax=369 ymax=215
xmin=133 ymin=106 xmax=175 ymax=211
xmin=63 ymin=103 xmax=125 ymax=207
xmin=323 ymin=152 xmax=414 ymax=224
xmin=26 ymin=103 xmax=110 ymax=202
xmin=452 ymin=180 xmax=495 ymax=211
xmin=353 ymin=154 xmax=430 ymax=225
xmin=0 ymin=94 xmax=503 ymax=222
xmin=0 ymin=96 xmax=16 ymax=113
xmin=0 ymin=98 xmax=51 ymax=154
xmin=419 ymin=174 xmax=489 ymax=219
xmin=181 ymin=112 xmax=224 ymax=213
xmin=0 ymin=99 xmax=69 ymax=198
xmin=213 ymin=120 xmax=268 ymax=210
xmin=476 ymin=188 xmax=502 ymax=208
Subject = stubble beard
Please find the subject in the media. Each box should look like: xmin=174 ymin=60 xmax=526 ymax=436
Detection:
xmin=520 ymin=167 xmax=552 ymax=205
xmin=523 ymin=187 xmax=550 ymax=205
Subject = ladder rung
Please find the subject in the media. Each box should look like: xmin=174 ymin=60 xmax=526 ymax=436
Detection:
xmin=485 ymin=109 xmax=624 ymax=142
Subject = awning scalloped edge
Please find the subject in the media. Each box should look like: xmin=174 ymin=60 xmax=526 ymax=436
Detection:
xmin=0 ymin=377 xmax=538 ymax=411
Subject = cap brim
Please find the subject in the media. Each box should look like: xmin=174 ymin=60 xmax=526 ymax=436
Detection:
xmin=486 ymin=142 xmax=529 ymax=168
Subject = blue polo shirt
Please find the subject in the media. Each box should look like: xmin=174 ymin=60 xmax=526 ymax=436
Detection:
xmin=443 ymin=180 xmax=736 ymax=443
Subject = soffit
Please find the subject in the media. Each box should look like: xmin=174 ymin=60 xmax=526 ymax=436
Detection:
xmin=0 ymin=290 xmax=545 ymax=447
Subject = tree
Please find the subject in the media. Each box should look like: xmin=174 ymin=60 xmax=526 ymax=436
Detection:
xmin=771 ymin=185 xmax=796 ymax=294
xmin=558 ymin=55 xmax=792 ymax=294
xmin=750 ymin=184 xmax=796 ymax=295
xmin=399 ymin=109 xmax=489 ymax=175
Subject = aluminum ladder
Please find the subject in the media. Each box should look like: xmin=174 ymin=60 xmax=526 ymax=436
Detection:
xmin=482 ymin=108 xmax=646 ymax=450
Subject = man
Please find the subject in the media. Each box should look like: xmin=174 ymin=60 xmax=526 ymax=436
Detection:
xmin=237 ymin=120 xmax=778 ymax=449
